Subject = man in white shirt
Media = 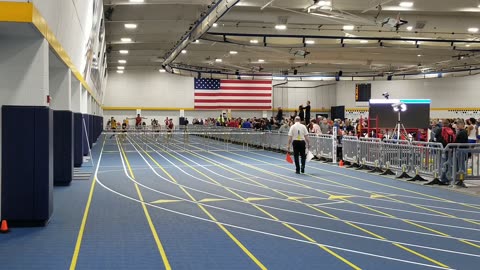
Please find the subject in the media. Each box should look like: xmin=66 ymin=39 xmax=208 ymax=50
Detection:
xmin=287 ymin=116 xmax=310 ymax=174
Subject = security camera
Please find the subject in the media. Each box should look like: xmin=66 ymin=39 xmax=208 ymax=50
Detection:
xmin=382 ymin=92 xmax=390 ymax=99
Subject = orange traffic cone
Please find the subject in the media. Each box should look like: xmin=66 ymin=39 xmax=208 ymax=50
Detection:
xmin=339 ymin=160 xmax=344 ymax=167
xmin=0 ymin=220 xmax=9 ymax=233
xmin=286 ymin=153 xmax=293 ymax=164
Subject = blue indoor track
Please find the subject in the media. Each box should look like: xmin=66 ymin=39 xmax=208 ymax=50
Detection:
xmin=1 ymin=134 xmax=480 ymax=270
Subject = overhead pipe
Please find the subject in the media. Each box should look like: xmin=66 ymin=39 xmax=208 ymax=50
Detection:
xmin=204 ymin=32 xmax=480 ymax=44
xmin=162 ymin=0 xmax=240 ymax=67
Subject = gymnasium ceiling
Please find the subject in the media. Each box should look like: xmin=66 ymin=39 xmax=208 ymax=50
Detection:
xmin=104 ymin=0 xmax=480 ymax=77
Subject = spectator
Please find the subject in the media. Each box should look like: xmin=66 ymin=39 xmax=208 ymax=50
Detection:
xmin=320 ymin=118 xmax=330 ymax=134
xmin=298 ymin=105 xmax=305 ymax=122
xmin=241 ymin=119 xmax=252 ymax=129
xmin=467 ymin=118 xmax=477 ymax=144
xmin=276 ymin=107 xmax=283 ymax=124
xmin=304 ymin=101 xmax=311 ymax=123
xmin=455 ymin=120 xmax=469 ymax=187
xmin=309 ymin=119 xmax=321 ymax=134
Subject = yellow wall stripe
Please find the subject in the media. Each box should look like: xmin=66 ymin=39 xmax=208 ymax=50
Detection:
xmin=0 ymin=2 xmax=32 ymax=22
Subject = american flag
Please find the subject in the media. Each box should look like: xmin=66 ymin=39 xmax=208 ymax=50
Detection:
xmin=194 ymin=78 xmax=272 ymax=110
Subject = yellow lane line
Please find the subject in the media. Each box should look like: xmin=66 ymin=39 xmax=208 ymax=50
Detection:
xmin=164 ymin=140 xmax=450 ymax=269
xmin=136 ymin=138 xmax=361 ymax=270
xmin=246 ymin=149 xmax=480 ymax=211
xmin=69 ymin=137 xmax=106 ymax=270
xmin=386 ymin=197 xmax=480 ymax=226
xmin=118 ymin=139 xmax=171 ymax=270
xmin=220 ymin=149 xmax=477 ymax=253
xmin=128 ymin=139 xmax=267 ymax=270
xmin=393 ymin=244 xmax=450 ymax=269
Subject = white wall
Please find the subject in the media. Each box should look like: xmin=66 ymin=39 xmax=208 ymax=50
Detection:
xmin=337 ymin=75 xmax=480 ymax=108
xmin=336 ymin=75 xmax=480 ymax=119
xmin=103 ymin=71 xmax=335 ymax=123
xmin=27 ymin=0 xmax=106 ymax=110
xmin=273 ymin=81 xmax=337 ymax=110
xmin=33 ymin=0 xmax=94 ymax=80
xmin=104 ymin=70 xmax=194 ymax=108
xmin=0 ymin=37 xmax=49 ymax=106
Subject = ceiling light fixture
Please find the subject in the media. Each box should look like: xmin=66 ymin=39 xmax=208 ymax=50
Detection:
xmin=343 ymin=25 xmax=355 ymax=31
xmin=181 ymin=50 xmax=187 ymax=54
xmin=275 ymin=24 xmax=287 ymax=30
xmin=116 ymin=70 xmax=124 ymax=74
xmin=360 ymin=40 xmax=368 ymax=44
xmin=406 ymin=26 xmax=413 ymax=31
xmin=117 ymin=66 xmax=125 ymax=70
xmin=124 ymin=24 xmax=137 ymax=29
xmin=194 ymin=40 xmax=199 ymax=43
xmin=118 ymin=60 xmax=127 ymax=64
xmin=468 ymin=27 xmax=479 ymax=33
xmin=399 ymin=2 xmax=414 ymax=8
xmin=129 ymin=0 xmax=144 ymax=3
xmin=258 ymin=59 xmax=265 ymax=62
xmin=250 ymin=39 xmax=259 ymax=44
xmin=417 ymin=54 xmax=422 ymax=57
xmin=229 ymin=51 xmax=238 ymax=54
xmin=215 ymin=58 xmax=223 ymax=62
xmin=305 ymin=40 xmax=315 ymax=44
xmin=121 ymin=38 xmax=132 ymax=42
xmin=119 ymin=50 xmax=129 ymax=54
xmin=212 ymin=23 xmax=218 ymax=27
xmin=466 ymin=44 xmax=471 ymax=47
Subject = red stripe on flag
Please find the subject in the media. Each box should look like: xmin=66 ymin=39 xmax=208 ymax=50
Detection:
xmin=195 ymin=93 xmax=271 ymax=97
xmin=194 ymin=99 xmax=272 ymax=103
xmin=220 ymin=80 xmax=272 ymax=84
xmin=220 ymin=87 xmax=272 ymax=90
xmin=195 ymin=106 xmax=273 ymax=110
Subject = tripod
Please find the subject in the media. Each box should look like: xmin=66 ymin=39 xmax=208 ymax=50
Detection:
xmin=392 ymin=110 xmax=409 ymax=140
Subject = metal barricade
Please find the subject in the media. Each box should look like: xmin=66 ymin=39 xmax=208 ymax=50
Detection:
xmin=409 ymin=141 xmax=443 ymax=180
xmin=341 ymin=136 xmax=359 ymax=166
xmin=444 ymin=143 xmax=480 ymax=184
xmin=357 ymin=140 xmax=383 ymax=171
xmin=379 ymin=140 xmax=413 ymax=175
xmin=314 ymin=134 xmax=334 ymax=161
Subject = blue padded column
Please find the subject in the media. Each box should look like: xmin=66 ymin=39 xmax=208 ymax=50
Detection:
xmin=88 ymin=114 xmax=94 ymax=146
xmin=82 ymin=114 xmax=89 ymax=156
xmin=73 ymin=113 xmax=83 ymax=167
xmin=1 ymin=106 xmax=53 ymax=226
xmin=53 ymin=110 xmax=73 ymax=186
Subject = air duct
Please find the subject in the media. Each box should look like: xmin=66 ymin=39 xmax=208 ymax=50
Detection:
xmin=162 ymin=0 xmax=240 ymax=67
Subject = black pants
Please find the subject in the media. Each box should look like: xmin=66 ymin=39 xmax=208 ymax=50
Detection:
xmin=293 ymin=140 xmax=306 ymax=172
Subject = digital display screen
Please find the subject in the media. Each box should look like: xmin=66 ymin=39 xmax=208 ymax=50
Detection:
xmin=368 ymin=99 xmax=430 ymax=129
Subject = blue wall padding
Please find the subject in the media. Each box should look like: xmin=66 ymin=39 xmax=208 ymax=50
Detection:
xmin=1 ymin=106 xmax=53 ymax=226
xmin=73 ymin=113 xmax=83 ymax=167
xmin=88 ymin=115 xmax=94 ymax=146
xmin=82 ymin=114 xmax=89 ymax=156
xmin=53 ymin=110 xmax=73 ymax=186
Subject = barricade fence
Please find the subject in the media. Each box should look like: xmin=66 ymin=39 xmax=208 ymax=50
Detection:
xmin=103 ymin=127 xmax=480 ymax=184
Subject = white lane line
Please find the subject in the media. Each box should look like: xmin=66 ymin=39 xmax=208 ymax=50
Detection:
xmin=94 ymin=157 xmax=459 ymax=270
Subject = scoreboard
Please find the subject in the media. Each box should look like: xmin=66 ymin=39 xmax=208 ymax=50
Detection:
xmin=355 ymin=83 xmax=371 ymax=102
